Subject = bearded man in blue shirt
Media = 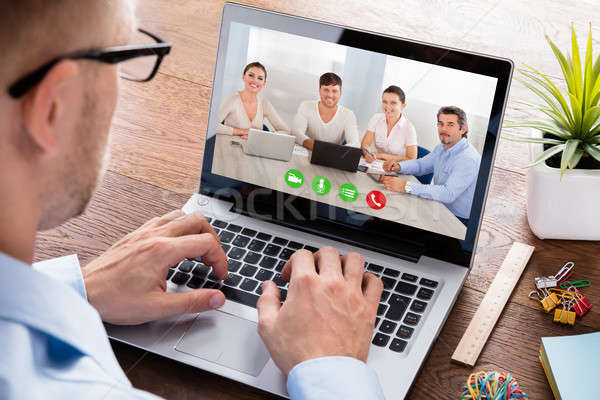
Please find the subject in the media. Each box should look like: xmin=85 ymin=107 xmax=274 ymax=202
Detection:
xmin=382 ymin=106 xmax=481 ymax=226
xmin=0 ymin=1 xmax=384 ymax=399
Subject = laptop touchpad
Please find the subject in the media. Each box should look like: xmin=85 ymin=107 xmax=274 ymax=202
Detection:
xmin=174 ymin=310 xmax=270 ymax=376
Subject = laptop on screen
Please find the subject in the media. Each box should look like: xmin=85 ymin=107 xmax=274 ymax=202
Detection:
xmin=106 ymin=3 xmax=513 ymax=398
xmin=310 ymin=140 xmax=362 ymax=172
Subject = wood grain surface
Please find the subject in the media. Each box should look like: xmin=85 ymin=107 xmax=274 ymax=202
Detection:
xmin=34 ymin=1 xmax=600 ymax=399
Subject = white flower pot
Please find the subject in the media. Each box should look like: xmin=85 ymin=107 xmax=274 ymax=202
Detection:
xmin=527 ymin=129 xmax=600 ymax=240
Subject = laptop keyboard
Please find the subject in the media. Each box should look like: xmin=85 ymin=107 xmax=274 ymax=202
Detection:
xmin=166 ymin=217 xmax=439 ymax=355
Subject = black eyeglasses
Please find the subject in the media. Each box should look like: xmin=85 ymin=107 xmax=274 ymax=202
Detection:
xmin=8 ymin=29 xmax=171 ymax=99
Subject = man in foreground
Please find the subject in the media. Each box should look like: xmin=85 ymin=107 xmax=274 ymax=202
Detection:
xmin=0 ymin=1 xmax=384 ymax=399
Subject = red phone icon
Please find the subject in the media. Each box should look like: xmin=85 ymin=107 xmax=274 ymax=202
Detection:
xmin=366 ymin=190 xmax=386 ymax=210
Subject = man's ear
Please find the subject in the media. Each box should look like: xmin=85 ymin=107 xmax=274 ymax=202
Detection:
xmin=21 ymin=60 xmax=80 ymax=155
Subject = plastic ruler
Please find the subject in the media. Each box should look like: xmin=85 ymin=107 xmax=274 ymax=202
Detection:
xmin=451 ymin=242 xmax=535 ymax=367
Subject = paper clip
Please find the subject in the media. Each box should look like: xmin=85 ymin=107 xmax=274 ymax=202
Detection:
xmin=559 ymin=280 xmax=590 ymax=289
xmin=552 ymin=262 xmax=574 ymax=284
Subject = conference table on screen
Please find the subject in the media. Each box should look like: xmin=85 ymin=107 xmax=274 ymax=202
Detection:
xmin=211 ymin=134 xmax=467 ymax=240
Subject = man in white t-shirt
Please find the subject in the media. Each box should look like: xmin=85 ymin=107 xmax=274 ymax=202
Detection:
xmin=292 ymin=72 xmax=360 ymax=150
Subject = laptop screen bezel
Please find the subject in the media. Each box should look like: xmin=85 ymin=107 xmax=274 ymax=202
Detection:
xmin=198 ymin=2 xmax=513 ymax=268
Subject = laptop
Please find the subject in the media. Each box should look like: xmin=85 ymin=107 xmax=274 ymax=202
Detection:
xmin=310 ymin=140 xmax=362 ymax=172
xmin=241 ymin=128 xmax=295 ymax=162
xmin=106 ymin=3 xmax=513 ymax=399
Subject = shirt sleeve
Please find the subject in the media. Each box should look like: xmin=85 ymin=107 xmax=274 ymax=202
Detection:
xmin=367 ymin=114 xmax=379 ymax=132
xmin=287 ymin=356 xmax=385 ymax=400
xmin=409 ymin=157 xmax=478 ymax=203
xmin=398 ymin=149 xmax=435 ymax=176
xmin=343 ymin=111 xmax=361 ymax=148
xmin=405 ymin=122 xmax=418 ymax=147
xmin=216 ymin=95 xmax=235 ymax=135
xmin=292 ymin=103 xmax=310 ymax=145
xmin=263 ymin=99 xmax=290 ymax=133
xmin=32 ymin=254 xmax=87 ymax=300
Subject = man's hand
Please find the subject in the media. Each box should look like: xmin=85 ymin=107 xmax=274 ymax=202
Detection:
xmin=302 ymin=138 xmax=315 ymax=151
xmin=381 ymin=176 xmax=407 ymax=192
xmin=256 ymin=247 xmax=383 ymax=376
xmin=382 ymin=160 xmax=400 ymax=173
xmin=82 ymin=210 xmax=228 ymax=325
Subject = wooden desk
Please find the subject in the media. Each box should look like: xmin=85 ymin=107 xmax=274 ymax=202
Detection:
xmin=34 ymin=1 xmax=600 ymax=399
xmin=212 ymin=134 xmax=467 ymax=239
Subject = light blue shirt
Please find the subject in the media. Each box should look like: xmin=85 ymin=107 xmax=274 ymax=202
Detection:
xmin=0 ymin=252 xmax=384 ymax=399
xmin=399 ymin=138 xmax=481 ymax=219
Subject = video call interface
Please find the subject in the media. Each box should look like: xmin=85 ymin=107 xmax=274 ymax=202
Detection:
xmin=210 ymin=22 xmax=499 ymax=241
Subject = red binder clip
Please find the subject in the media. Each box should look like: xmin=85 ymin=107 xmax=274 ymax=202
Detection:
xmin=572 ymin=288 xmax=592 ymax=317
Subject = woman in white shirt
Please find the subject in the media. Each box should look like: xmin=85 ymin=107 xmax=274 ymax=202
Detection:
xmin=361 ymin=85 xmax=418 ymax=163
xmin=217 ymin=62 xmax=289 ymax=138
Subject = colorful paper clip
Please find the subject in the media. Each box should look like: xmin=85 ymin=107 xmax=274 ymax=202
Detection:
xmin=559 ymin=279 xmax=590 ymax=289
xmin=552 ymin=262 xmax=574 ymax=284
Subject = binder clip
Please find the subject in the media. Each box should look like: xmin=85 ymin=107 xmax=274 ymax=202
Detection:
xmin=571 ymin=287 xmax=592 ymax=318
xmin=528 ymin=288 xmax=560 ymax=313
xmin=534 ymin=276 xmax=557 ymax=289
xmin=553 ymin=292 xmax=576 ymax=325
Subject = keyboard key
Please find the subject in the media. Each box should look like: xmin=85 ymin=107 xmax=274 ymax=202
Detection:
xmin=410 ymin=300 xmax=427 ymax=313
xmin=374 ymin=317 xmax=381 ymax=328
xmin=219 ymin=231 xmax=235 ymax=243
xmin=377 ymin=303 xmax=388 ymax=316
xmin=263 ymin=244 xmax=282 ymax=257
xmin=379 ymin=320 xmax=397 ymax=334
xmin=232 ymin=235 xmax=250 ymax=248
xmin=221 ymin=285 xmax=259 ymax=308
xmin=395 ymin=281 xmax=418 ymax=295
xmin=396 ymin=325 xmax=414 ymax=339
xmin=241 ymin=228 xmax=257 ymax=237
xmin=178 ymin=260 xmax=195 ymax=273
xmin=212 ymin=220 xmax=228 ymax=229
xmin=255 ymin=285 xmax=263 ymax=296
xmin=402 ymin=273 xmax=418 ymax=282
xmin=417 ymin=287 xmax=434 ymax=300
xmin=389 ymin=338 xmax=407 ymax=353
xmin=383 ymin=268 xmax=400 ymax=277
xmin=227 ymin=259 xmax=242 ymax=273
xmin=223 ymin=273 xmax=242 ymax=287
xmin=244 ymin=252 xmax=262 ymax=264
xmin=204 ymin=216 xmax=213 ymax=223
xmin=367 ymin=263 xmax=384 ymax=273
xmin=256 ymin=232 xmax=272 ymax=241
xmin=381 ymin=276 xmax=396 ymax=290
xmin=240 ymin=265 xmax=258 ymax=277
xmin=372 ymin=333 xmax=390 ymax=347
xmin=248 ymin=239 xmax=267 ymax=252
xmin=226 ymin=223 xmax=242 ymax=233
xmin=221 ymin=243 xmax=231 ymax=254
xmin=213 ymin=228 xmax=221 ymax=235
xmin=420 ymin=278 xmax=438 ymax=288
xmin=259 ymin=256 xmax=277 ymax=269
xmin=186 ymin=276 xmax=204 ymax=289
xmin=255 ymin=269 xmax=274 ymax=281
xmin=280 ymin=289 xmax=288 ymax=302
xmin=240 ymin=278 xmax=259 ymax=292
xmin=304 ymin=245 xmax=318 ymax=253
xmin=385 ymin=294 xmax=410 ymax=321
xmin=192 ymin=265 xmax=210 ymax=278
xmin=275 ymin=260 xmax=286 ymax=272
xmin=380 ymin=290 xmax=390 ymax=302
xmin=166 ymin=269 xmax=174 ymax=280
xmin=171 ymin=272 xmax=190 ymax=285
xmin=279 ymin=248 xmax=295 ymax=260
xmin=272 ymin=237 xmax=288 ymax=246
xmin=203 ymin=280 xmax=220 ymax=289
xmin=228 ymin=247 xmax=246 ymax=260
xmin=287 ymin=241 xmax=303 ymax=250
xmin=404 ymin=312 xmax=420 ymax=326
xmin=273 ymin=274 xmax=287 ymax=287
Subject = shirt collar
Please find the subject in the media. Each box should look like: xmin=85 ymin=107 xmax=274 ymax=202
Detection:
xmin=444 ymin=137 xmax=468 ymax=155
xmin=0 ymin=252 xmax=127 ymax=380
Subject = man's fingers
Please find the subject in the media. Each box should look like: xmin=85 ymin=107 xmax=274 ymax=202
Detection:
xmin=362 ymin=272 xmax=384 ymax=314
xmin=156 ymin=289 xmax=226 ymax=319
xmin=341 ymin=253 xmax=365 ymax=288
xmin=256 ymin=281 xmax=281 ymax=335
xmin=314 ymin=246 xmax=343 ymax=280
xmin=160 ymin=212 xmax=217 ymax=240
xmin=281 ymin=249 xmax=317 ymax=282
xmin=139 ymin=209 xmax=185 ymax=230
xmin=159 ymin=234 xmax=228 ymax=279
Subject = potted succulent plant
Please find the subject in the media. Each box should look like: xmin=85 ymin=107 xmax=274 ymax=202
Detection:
xmin=504 ymin=25 xmax=600 ymax=240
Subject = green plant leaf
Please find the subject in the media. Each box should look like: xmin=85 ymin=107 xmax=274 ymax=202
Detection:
xmin=568 ymin=148 xmax=584 ymax=169
xmin=567 ymin=92 xmax=583 ymax=134
xmin=511 ymin=98 xmax=572 ymax=131
xmin=526 ymin=143 xmax=565 ymax=167
xmin=583 ymin=26 xmax=594 ymax=109
xmin=516 ymin=77 xmax=573 ymax=125
xmin=589 ymin=133 xmax=600 ymax=144
xmin=502 ymin=122 xmax=572 ymax=139
xmin=546 ymin=35 xmax=576 ymax=94
xmin=502 ymin=134 xmax=564 ymax=145
xmin=583 ymin=143 xmax=600 ymax=163
xmin=560 ymin=139 xmax=581 ymax=175
xmin=571 ymin=25 xmax=583 ymax=99
xmin=581 ymin=105 xmax=600 ymax=137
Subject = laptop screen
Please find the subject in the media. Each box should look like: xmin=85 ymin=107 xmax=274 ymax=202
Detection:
xmin=200 ymin=3 xmax=513 ymax=267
